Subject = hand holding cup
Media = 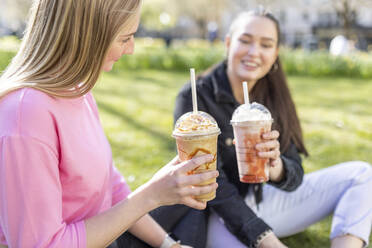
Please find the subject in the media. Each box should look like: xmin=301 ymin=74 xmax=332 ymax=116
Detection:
xmin=256 ymin=130 xmax=285 ymax=182
xmin=147 ymin=155 xmax=219 ymax=210
xmin=256 ymin=130 xmax=281 ymax=167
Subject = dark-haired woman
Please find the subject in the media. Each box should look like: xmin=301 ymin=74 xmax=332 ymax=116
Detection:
xmin=187 ymin=10 xmax=372 ymax=248
xmin=117 ymin=9 xmax=372 ymax=248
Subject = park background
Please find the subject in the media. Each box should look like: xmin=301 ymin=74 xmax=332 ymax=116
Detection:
xmin=1 ymin=0 xmax=372 ymax=247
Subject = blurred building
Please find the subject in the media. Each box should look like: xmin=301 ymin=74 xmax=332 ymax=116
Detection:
xmin=2 ymin=0 xmax=372 ymax=52
xmin=164 ymin=0 xmax=372 ymax=51
xmin=231 ymin=0 xmax=372 ymax=51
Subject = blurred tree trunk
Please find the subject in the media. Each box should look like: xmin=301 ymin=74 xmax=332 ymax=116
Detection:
xmin=332 ymin=0 xmax=372 ymax=38
xmin=333 ymin=0 xmax=356 ymax=38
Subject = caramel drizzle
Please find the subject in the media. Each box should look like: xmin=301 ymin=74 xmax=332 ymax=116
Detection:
xmin=178 ymin=147 xmax=217 ymax=175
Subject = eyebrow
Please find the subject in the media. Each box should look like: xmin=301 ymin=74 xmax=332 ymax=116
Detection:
xmin=241 ymin=33 xmax=276 ymax=42
xmin=118 ymin=32 xmax=136 ymax=38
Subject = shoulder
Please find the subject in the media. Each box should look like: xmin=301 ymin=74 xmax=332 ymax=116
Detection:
xmin=84 ymin=92 xmax=100 ymax=118
xmin=0 ymin=88 xmax=61 ymax=140
xmin=1 ymin=87 xmax=58 ymax=109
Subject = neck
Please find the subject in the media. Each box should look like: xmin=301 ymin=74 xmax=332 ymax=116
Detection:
xmin=227 ymin=67 xmax=256 ymax=104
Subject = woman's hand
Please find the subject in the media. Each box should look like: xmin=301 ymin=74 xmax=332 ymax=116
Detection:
xmin=256 ymin=130 xmax=281 ymax=166
xmin=145 ymin=154 xmax=219 ymax=210
xmin=171 ymin=245 xmax=192 ymax=248
xmin=256 ymin=130 xmax=284 ymax=182
xmin=258 ymin=232 xmax=288 ymax=248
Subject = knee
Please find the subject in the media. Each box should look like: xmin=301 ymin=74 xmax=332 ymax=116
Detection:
xmin=346 ymin=161 xmax=372 ymax=183
xmin=333 ymin=161 xmax=372 ymax=184
xmin=351 ymin=161 xmax=372 ymax=174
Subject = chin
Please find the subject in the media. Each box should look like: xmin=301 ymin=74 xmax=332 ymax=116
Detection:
xmin=102 ymin=64 xmax=114 ymax=72
xmin=238 ymin=73 xmax=259 ymax=82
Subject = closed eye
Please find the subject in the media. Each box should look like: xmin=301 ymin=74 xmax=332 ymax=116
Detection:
xmin=239 ymin=38 xmax=250 ymax=44
xmin=121 ymin=37 xmax=131 ymax=44
xmin=261 ymin=43 xmax=274 ymax=48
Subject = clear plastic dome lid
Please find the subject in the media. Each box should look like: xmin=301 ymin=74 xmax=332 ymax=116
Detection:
xmin=231 ymin=102 xmax=272 ymax=123
xmin=173 ymin=111 xmax=221 ymax=137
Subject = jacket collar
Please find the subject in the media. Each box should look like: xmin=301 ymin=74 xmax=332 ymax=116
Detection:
xmin=210 ymin=61 xmax=236 ymax=104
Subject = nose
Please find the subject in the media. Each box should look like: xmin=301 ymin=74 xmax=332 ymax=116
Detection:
xmin=123 ymin=38 xmax=135 ymax=55
xmin=247 ymin=42 xmax=259 ymax=56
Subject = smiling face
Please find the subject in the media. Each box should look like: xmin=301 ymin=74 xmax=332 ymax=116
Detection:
xmin=102 ymin=11 xmax=140 ymax=72
xmin=226 ymin=15 xmax=279 ymax=86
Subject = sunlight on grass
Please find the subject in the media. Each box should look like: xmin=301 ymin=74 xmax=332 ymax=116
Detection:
xmin=94 ymin=70 xmax=372 ymax=247
xmin=94 ymin=70 xmax=188 ymax=189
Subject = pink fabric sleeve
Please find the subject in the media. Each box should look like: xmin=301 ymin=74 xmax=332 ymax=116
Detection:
xmin=110 ymin=165 xmax=132 ymax=206
xmin=0 ymin=136 xmax=86 ymax=247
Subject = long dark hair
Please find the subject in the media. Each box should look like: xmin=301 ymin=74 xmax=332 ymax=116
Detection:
xmin=230 ymin=9 xmax=309 ymax=156
xmin=251 ymin=59 xmax=308 ymax=156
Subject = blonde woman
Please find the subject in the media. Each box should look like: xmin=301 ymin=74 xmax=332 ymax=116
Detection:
xmin=0 ymin=0 xmax=218 ymax=247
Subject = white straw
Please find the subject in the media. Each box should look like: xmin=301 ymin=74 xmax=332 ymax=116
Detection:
xmin=190 ymin=68 xmax=198 ymax=114
xmin=243 ymin=81 xmax=250 ymax=105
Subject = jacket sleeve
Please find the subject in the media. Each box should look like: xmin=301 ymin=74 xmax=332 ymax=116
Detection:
xmin=267 ymin=143 xmax=304 ymax=191
xmin=0 ymin=136 xmax=86 ymax=248
xmin=174 ymin=86 xmax=272 ymax=246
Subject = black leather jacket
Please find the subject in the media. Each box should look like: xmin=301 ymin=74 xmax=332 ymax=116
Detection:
xmin=172 ymin=61 xmax=304 ymax=247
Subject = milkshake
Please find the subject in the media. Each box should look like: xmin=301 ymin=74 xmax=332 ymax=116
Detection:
xmin=231 ymin=102 xmax=273 ymax=183
xmin=173 ymin=111 xmax=221 ymax=202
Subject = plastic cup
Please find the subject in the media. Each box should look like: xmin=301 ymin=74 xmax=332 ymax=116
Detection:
xmin=173 ymin=111 xmax=220 ymax=202
xmin=230 ymin=103 xmax=273 ymax=183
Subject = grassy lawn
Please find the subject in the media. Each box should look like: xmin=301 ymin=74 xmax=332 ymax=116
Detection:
xmin=94 ymin=69 xmax=372 ymax=248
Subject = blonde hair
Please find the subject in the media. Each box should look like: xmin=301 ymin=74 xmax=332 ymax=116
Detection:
xmin=0 ymin=0 xmax=141 ymax=98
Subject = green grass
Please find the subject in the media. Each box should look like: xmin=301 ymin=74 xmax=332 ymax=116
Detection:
xmin=94 ymin=70 xmax=372 ymax=247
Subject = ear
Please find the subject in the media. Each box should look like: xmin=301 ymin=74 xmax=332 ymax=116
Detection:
xmin=225 ymin=35 xmax=231 ymax=50
xmin=275 ymin=46 xmax=279 ymax=59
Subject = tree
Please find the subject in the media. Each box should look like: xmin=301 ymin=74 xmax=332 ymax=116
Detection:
xmin=170 ymin=0 xmax=229 ymax=38
xmin=299 ymin=0 xmax=372 ymax=37
xmin=330 ymin=0 xmax=372 ymax=38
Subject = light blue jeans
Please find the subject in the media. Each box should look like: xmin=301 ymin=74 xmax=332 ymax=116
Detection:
xmin=206 ymin=161 xmax=372 ymax=247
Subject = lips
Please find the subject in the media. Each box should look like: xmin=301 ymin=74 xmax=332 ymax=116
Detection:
xmin=241 ymin=60 xmax=260 ymax=70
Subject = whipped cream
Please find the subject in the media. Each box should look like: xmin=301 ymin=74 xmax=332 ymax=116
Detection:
xmin=231 ymin=102 xmax=272 ymax=122
xmin=173 ymin=111 xmax=220 ymax=136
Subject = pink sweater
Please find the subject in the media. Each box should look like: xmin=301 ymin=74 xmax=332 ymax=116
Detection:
xmin=0 ymin=88 xmax=131 ymax=247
